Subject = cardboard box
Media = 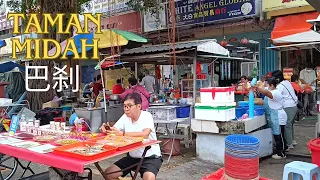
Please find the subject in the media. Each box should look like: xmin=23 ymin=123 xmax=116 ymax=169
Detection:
xmin=42 ymin=101 xmax=59 ymax=109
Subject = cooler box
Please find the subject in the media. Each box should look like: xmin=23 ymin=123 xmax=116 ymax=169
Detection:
xmin=195 ymin=102 xmax=236 ymax=121
xmin=200 ymin=87 xmax=234 ymax=103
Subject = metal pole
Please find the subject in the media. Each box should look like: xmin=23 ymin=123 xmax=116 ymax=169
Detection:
xmin=98 ymin=55 xmax=107 ymax=113
xmin=193 ymin=51 xmax=197 ymax=105
xmin=135 ymin=62 xmax=138 ymax=78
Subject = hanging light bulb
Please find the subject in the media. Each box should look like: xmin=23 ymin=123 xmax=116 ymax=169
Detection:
xmin=220 ymin=36 xmax=228 ymax=47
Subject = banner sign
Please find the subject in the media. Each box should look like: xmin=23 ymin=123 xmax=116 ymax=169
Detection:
xmin=83 ymin=0 xmax=133 ymax=16
xmin=263 ymin=0 xmax=310 ymax=12
xmin=168 ymin=0 xmax=256 ymax=27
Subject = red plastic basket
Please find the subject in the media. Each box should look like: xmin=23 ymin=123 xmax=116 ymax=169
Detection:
xmin=202 ymin=168 xmax=272 ymax=180
xmin=224 ymin=154 xmax=259 ymax=179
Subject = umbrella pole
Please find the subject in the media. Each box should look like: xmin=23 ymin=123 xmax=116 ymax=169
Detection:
xmin=98 ymin=57 xmax=107 ymax=113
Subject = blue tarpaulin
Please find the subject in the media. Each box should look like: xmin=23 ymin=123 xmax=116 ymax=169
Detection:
xmin=0 ymin=40 xmax=6 ymax=48
xmin=0 ymin=61 xmax=25 ymax=73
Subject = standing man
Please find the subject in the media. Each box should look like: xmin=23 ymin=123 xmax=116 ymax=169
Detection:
xmin=141 ymin=70 xmax=156 ymax=94
xmin=300 ymin=63 xmax=317 ymax=115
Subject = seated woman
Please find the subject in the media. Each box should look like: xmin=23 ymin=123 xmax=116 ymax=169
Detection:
xmin=100 ymin=92 xmax=162 ymax=180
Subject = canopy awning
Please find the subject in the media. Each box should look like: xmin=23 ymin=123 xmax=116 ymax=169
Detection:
xmin=266 ymin=42 xmax=320 ymax=51
xmin=0 ymin=61 xmax=25 ymax=73
xmin=271 ymin=12 xmax=320 ymax=44
xmin=121 ymin=39 xmax=230 ymax=57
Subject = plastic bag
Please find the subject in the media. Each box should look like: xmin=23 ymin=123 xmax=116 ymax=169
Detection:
xmin=304 ymin=85 xmax=313 ymax=94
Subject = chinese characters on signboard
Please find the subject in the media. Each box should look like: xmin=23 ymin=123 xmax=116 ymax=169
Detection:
xmin=25 ymin=65 xmax=79 ymax=92
xmin=168 ymin=0 xmax=256 ymax=27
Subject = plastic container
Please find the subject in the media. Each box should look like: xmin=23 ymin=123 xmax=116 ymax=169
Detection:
xmin=195 ymin=102 xmax=236 ymax=121
xmin=176 ymin=105 xmax=190 ymax=118
xmin=200 ymin=87 xmax=234 ymax=103
xmin=201 ymin=168 xmax=271 ymax=180
xmin=147 ymin=106 xmax=176 ymax=121
xmin=255 ymin=107 xmax=265 ymax=116
xmin=235 ymin=108 xmax=245 ymax=118
xmin=238 ymin=101 xmax=249 ymax=107
xmin=308 ymin=138 xmax=320 ymax=166
xmin=225 ymin=154 xmax=259 ymax=180
xmin=53 ymin=142 xmax=117 ymax=160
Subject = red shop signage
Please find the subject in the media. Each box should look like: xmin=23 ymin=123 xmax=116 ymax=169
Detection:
xmin=89 ymin=12 xmax=142 ymax=34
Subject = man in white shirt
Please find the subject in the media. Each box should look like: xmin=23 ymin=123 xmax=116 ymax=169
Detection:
xmin=100 ymin=92 xmax=162 ymax=180
xmin=140 ymin=70 xmax=156 ymax=94
xmin=300 ymin=63 xmax=317 ymax=115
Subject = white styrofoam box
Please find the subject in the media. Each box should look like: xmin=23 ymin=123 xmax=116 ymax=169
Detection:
xmin=200 ymin=87 xmax=234 ymax=103
xmin=0 ymin=98 xmax=12 ymax=105
xmin=195 ymin=102 xmax=236 ymax=121
xmin=147 ymin=106 xmax=177 ymax=121
xmin=191 ymin=119 xmax=202 ymax=132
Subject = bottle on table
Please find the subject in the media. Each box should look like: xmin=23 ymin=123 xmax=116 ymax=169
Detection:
xmin=19 ymin=114 xmax=27 ymax=132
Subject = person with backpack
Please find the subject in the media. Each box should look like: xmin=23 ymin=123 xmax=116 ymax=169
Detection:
xmin=120 ymin=77 xmax=150 ymax=110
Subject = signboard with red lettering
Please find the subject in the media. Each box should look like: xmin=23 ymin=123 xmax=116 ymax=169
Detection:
xmin=89 ymin=12 xmax=142 ymax=33
xmin=167 ymin=0 xmax=257 ymax=27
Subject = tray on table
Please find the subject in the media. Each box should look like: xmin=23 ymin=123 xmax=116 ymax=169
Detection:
xmin=89 ymin=135 xmax=144 ymax=151
xmin=53 ymin=142 xmax=117 ymax=160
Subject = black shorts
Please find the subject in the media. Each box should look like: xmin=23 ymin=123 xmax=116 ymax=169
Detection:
xmin=114 ymin=155 xmax=163 ymax=178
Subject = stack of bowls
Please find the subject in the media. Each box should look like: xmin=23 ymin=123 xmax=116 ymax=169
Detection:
xmin=224 ymin=135 xmax=260 ymax=180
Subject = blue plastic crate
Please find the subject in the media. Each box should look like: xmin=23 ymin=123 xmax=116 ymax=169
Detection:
xmin=176 ymin=105 xmax=190 ymax=118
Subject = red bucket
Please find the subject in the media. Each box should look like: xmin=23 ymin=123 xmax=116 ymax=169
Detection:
xmin=308 ymin=138 xmax=320 ymax=166
xmin=224 ymin=154 xmax=259 ymax=179
xmin=202 ymin=168 xmax=271 ymax=180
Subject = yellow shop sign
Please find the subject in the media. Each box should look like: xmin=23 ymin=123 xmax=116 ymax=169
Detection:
xmin=263 ymin=0 xmax=310 ymax=12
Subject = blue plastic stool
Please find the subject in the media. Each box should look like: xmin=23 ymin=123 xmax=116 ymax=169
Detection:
xmin=282 ymin=161 xmax=320 ymax=180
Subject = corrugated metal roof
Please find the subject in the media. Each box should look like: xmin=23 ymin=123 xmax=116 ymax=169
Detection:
xmin=121 ymin=39 xmax=229 ymax=56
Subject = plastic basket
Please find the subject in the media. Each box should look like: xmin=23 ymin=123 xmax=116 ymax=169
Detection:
xmin=147 ymin=107 xmax=176 ymax=121
xmin=225 ymin=135 xmax=260 ymax=146
xmin=225 ymin=154 xmax=259 ymax=179
xmin=176 ymin=105 xmax=190 ymax=118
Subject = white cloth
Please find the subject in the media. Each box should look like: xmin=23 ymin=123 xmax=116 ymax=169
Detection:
xmin=276 ymin=80 xmax=298 ymax=108
xmin=300 ymin=69 xmax=317 ymax=90
xmin=268 ymin=89 xmax=283 ymax=110
xmin=114 ymin=111 xmax=161 ymax=158
xmin=278 ymin=109 xmax=288 ymax=126
xmin=141 ymin=75 xmax=156 ymax=93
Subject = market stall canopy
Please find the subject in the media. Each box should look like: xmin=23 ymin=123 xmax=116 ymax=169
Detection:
xmin=266 ymin=42 xmax=320 ymax=51
xmin=0 ymin=61 xmax=25 ymax=73
xmin=48 ymin=30 xmax=148 ymax=57
xmin=271 ymin=12 xmax=320 ymax=44
xmin=121 ymin=39 xmax=229 ymax=57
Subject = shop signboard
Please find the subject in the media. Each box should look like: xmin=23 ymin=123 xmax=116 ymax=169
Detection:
xmin=83 ymin=0 xmax=133 ymax=16
xmin=167 ymin=0 xmax=257 ymax=27
xmin=262 ymin=0 xmax=310 ymax=12
xmin=100 ymin=12 xmax=142 ymax=33
xmin=143 ymin=4 xmax=167 ymax=32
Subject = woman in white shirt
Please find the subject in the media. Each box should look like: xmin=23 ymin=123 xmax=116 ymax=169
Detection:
xmin=272 ymin=70 xmax=298 ymax=149
xmin=255 ymin=78 xmax=287 ymax=159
